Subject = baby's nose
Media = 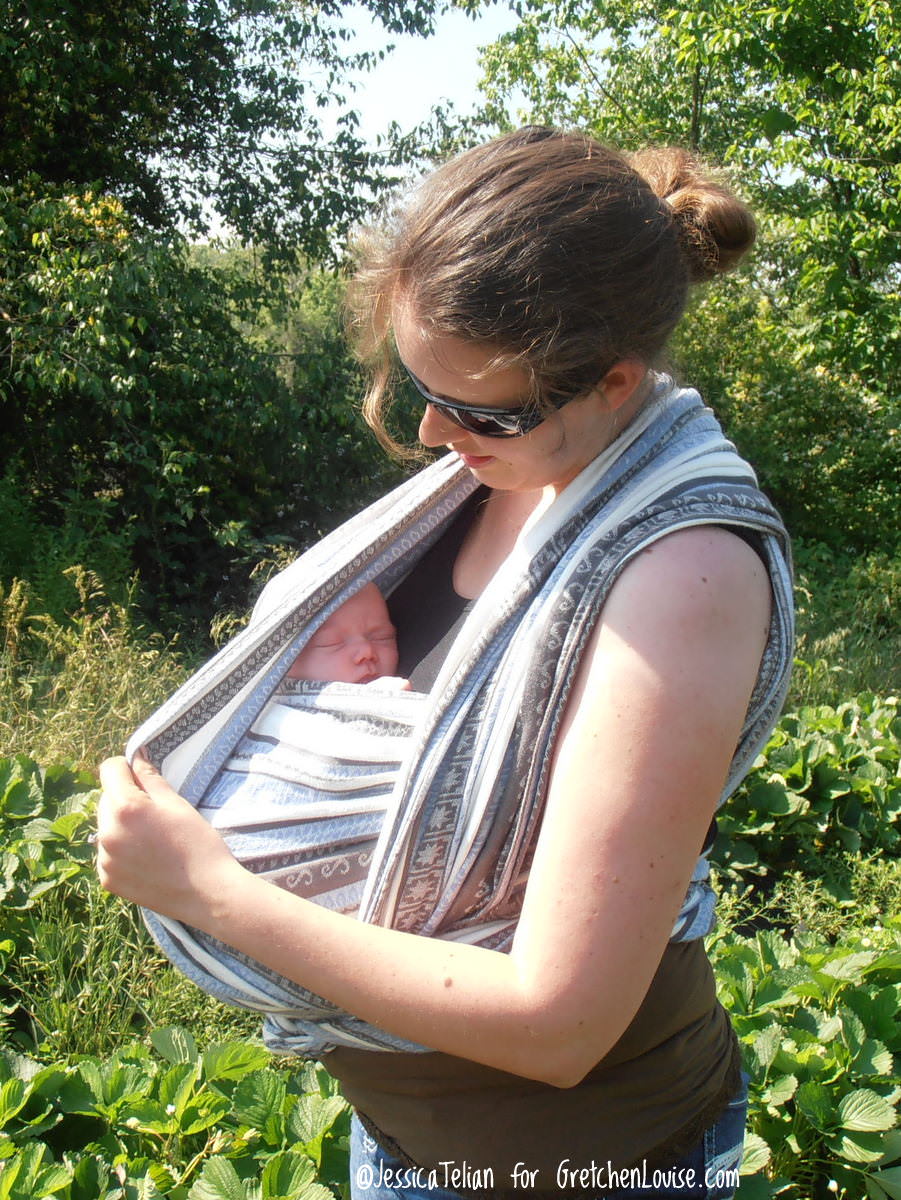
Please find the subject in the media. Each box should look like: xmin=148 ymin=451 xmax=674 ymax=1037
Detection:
xmin=353 ymin=638 xmax=376 ymax=661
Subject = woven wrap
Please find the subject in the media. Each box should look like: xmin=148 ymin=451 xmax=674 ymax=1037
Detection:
xmin=130 ymin=379 xmax=794 ymax=1056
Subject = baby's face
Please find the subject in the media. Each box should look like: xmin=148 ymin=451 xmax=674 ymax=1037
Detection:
xmin=287 ymin=583 xmax=399 ymax=684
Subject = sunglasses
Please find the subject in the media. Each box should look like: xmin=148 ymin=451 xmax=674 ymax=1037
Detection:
xmin=401 ymin=365 xmax=560 ymax=439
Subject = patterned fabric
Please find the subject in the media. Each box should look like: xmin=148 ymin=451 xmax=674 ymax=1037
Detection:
xmin=200 ymin=679 xmax=424 ymax=916
xmin=131 ymin=377 xmax=794 ymax=1057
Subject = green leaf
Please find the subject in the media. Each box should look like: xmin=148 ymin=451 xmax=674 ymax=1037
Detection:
xmin=177 ymin=1093 xmax=231 ymax=1136
xmin=261 ymin=1151 xmax=316 ymax=1199
xmin=796 ymin=1080 xmax=835 ymax=1131
xmin=0 ymin=1143 xmax=70 ymax=1197
xmin=839 ymin=1089 xmax=897 ymax=1132
xmin=877 ymin=1129 xmax=901 ymax=1167
xmin=746 ymin=781 xmax=795 ymax=815
xmin=158 ymin=1062 xmax=200 ymax=1116
xmin=740 ymin=1132 xmax=771 ymax=1174
xmin=203 ymin=1042 xmax=270 ymax=1084
xmin=287 ymin=1093 xmax=349 ymax=1145
xmin=118 ymin=1098 xmax=172 ymax=1134
xmin=0 ymin=1156 xmax=20 ymax=1200
xmin=821 ymin=952 xmax=878 ymax=981
xmin=232 ymin=1069 xmax=286 ymax=1130
xmin=0 ymin=1078 xmax=27 ymax=1126
xmin=724 ymin=840 xmax=761 ymax=869
xmin=855 ymin=1040 xmax=895 ymax=1077
xmin=871 ymin=1168 xmax=901 ymax=1200
xmin=151 ymin=1026 xmax=198 ymax=1065
xmin=830 ymin=1130 xmax=890 ymax=1163
xmin=762 ymin=1074 xmax=798 ymax=1107
xmin=751 ymin=1025 xmax=781 ymax=1069
xmin=187 ymin=1157 xmax=248 ymax=1200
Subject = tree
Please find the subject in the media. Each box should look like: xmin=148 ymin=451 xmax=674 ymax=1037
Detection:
xmin=477 ymin=0 xmax=900 ymax=384
xmin=0 ymin=0 xmax=438 ymax=261
xmin=1 ymin=0 xmax=441 ymax=628
xmin=0 ymin=183 xmax=397 ymax=625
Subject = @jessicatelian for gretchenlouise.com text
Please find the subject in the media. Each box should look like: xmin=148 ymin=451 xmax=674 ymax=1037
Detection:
xmin=352 ymin=1156 xmax=741 ymax=1194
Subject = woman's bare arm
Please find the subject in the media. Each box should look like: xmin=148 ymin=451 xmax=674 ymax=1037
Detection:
xmin=97 ymin=526 xmax=770 ymax=1086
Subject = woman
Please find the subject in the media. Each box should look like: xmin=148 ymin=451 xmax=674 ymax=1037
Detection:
xmin=97 ymin=127 xmax=793 ymax=1199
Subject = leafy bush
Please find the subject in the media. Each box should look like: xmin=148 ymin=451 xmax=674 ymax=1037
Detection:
xmin=713 ymin=696 xmax=901 ymax=890
xmin=0 ymin=755 xmax=257 ymax=1064
xmin=3 ymin=681 xmax=899 ymax=1198
xmin=0 ymin=185 xmax=398 ymax=630
xmin=672 ymin=278 xmax=900 ymax=559
xmin=710 ymin=925 xmax=901 ymax=1199
xmin=0 ymin=1032 xmax=350 ymax=1199
xmin=0 ymin=753 xmax=350 ymax=1192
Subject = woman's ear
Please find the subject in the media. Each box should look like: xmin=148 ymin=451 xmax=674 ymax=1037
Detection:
xmin=600 ymin=360 xmax=649 ymax=412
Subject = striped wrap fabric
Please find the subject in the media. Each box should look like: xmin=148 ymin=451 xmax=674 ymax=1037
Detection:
xmin=129 ymin=378 xmax=794 ymax=1056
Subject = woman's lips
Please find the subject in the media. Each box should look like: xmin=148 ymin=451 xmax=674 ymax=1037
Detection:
xmin=458 ymin=452 xmax=496 ymax=468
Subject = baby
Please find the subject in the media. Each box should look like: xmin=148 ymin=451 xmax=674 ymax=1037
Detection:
xmin=285 ymin=582 xmax=403 ymax=686
xmin=197 ymin=581 xmax=416 ymax=915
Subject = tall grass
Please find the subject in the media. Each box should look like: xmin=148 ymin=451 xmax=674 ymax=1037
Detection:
xmin=790 ymin=543 xmax=900 ymax=708
xmin=4 ymin=880 xmax=259 ymax=1061
xmin=4 ymin=880 xmax=257 ymax=1060
xmin=0 ymin=566 xmax=189 ymax=770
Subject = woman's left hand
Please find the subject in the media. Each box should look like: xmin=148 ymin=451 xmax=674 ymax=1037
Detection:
xmin=96 ymin=754 xmax=244 ymax=927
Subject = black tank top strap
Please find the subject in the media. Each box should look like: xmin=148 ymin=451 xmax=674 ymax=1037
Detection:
xmin=387 ymin=487 xmax=485 ymax=691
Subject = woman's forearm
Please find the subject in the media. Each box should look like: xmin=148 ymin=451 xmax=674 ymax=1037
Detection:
xmin=203 ymin=860 xmax=599 ymax=1087
xmin=96 ymin=757 xmax=614 ymax=1085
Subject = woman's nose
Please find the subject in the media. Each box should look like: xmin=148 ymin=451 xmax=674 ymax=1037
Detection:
xmin=419 ymin=403 xmax=461 ymax=447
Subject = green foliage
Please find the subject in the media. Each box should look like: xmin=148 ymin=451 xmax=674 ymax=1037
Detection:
xmin=712 ymin=695 xmax=901 ymax=889
xmin=0 ymin=812 xmax=351 ymax=1193
xmin=0 ymin=754 xmax=261 ymax=1063
xmin=0 ymin=0 xmax=437 ymax=260
xmin=1 ymin=669 xmax=899 ymax=1198
xmin=0 ymin=569 xmax=188 ymax=769
xmin=671 ymin=278 xmax=900 ymax=556
xmin=0 ymin=184 xmax=399 ymax=627
xmin=0 ymin=1034 xmax=350 ymax=1199
xmin=792 ymin=543 xmax=901 ymax=705
xmin=710 ymin=924 xmax=901 ymax=1198
xmin=0 ymin=756 xmax=95 ymax=941
xmin=478 ymin=0 xmax=900 ymax=379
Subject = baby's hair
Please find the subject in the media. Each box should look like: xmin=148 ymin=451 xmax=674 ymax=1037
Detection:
xmin=347 ymin=126 xmax=755 ymax=455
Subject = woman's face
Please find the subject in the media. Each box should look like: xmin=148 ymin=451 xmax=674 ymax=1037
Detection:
xmin=393 ymin=305 xmax=634 ymax=496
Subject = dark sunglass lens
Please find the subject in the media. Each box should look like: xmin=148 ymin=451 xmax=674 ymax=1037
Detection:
xmin=433 ymin=403 xmax=503 ymax=437
xmin=467 ymin=412 xmax=513 ymax=436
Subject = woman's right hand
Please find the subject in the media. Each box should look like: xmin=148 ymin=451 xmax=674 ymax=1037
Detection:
xmin=96 ymin=754 xmax=246 ymax=927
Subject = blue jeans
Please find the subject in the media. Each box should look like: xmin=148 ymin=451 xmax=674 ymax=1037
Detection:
xmin=349 ymin=1073 xmax=749 ymax=1200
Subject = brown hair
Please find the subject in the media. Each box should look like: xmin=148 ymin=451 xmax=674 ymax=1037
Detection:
xmin=347 ymin=127 xmax=756 ymax=454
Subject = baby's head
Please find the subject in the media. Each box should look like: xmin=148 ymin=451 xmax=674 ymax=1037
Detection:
xmin=286 ymin=583 xmax=399 ymax=684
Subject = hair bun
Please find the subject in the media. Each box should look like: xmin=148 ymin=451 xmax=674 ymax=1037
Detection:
xmin=630 ymin=147 xmax=756 ymax=281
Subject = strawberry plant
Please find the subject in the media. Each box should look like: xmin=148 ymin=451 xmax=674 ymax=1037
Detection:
xmin=713 ymin=695 xmax=901 ymax=889
xmin=0 ymin=1029 xmax=350 ymax=1199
